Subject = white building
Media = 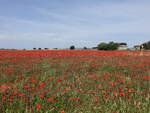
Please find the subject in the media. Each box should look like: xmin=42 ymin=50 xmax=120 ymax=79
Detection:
xmin=118 ymin=45 xmax=128 ymax=50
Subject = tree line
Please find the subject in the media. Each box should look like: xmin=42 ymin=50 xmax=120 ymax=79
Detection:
xmin=142 ymin=41 xmax=150 ymax=50
xmin=1 ymin=41 xmax=149 ymax=50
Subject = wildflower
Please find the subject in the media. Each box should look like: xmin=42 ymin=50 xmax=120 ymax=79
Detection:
xmin=114 ymin=93 xmax=119 ymax=97
xmin=119 ymin=92 xmax=126 ymax=97
xmin=9 ymin=96 xmax=14 ymax=102
xmin=64 ymin=88 xmax=70 ymax=92
xmin=128 ymin=95 xmax=132 ymax=99
xmin=57 ymin=79 xmax=62 ymax=82
xmin=143 ymin=76 xmax=150 ymax=80
xmin=36 ymin=104 xmax=42 ymax=110
xmin=47 ymin=97 xmax=51 ymax=102
xmin=103 ymin=94 xmax=109 ymax=99
xmin=31 ymin=80 xmax=36 ymax=83
xmin=49 ymin=77 xmax=53 ymax=80
xmin=18 ymin=93 xmax=25 ymax=97
xmin=118 ymin=87 xmax=123 ymax=91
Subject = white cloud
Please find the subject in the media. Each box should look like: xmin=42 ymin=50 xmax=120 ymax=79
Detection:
xmin=0 ymin=0 xmax=150 ymax=48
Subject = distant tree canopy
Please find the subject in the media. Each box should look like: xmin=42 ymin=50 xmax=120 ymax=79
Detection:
xmin=119 ymin=43 xmax=127 ymax=45
xmin=83 ymin=47 xmax=87 ymax=50
xmin=142 ymin=41 xmax=150 ymax=50
xmin=97 ymin=42 xmax=119 ymax=50
xmin=44 ymin=48 xmax=48 ymax=50
xmin=70 ymin=45 xmax=75 ymax=50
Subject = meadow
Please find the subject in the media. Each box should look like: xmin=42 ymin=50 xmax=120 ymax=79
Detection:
xmin=0 ymin=50 xmax=149 ymax=113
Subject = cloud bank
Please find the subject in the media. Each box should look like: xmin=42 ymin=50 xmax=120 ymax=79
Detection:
xmin=0 ymin=0 xmax=150 ymax=49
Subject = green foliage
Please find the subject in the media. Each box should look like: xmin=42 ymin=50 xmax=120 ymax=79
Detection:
xmin=97 ymin=43 xmax=108 ymax=50
xmin=97 ymin=41 xmax=119 ymax=50
xmin=83 ymin=47 xmax=87 ymax=50
xmin=142 ymin=41 xmax=150 ymax=50
xmin=70 ymin=45 xmax=75 ymax=50
xmin=44 ymin=48 xmax=48 ymax=50
xmin=119 ymin=43 xmax=127 ymax=45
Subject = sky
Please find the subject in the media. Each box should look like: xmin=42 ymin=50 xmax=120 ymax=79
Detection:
xmin=0 ymin=0 xmax=150 ymax=49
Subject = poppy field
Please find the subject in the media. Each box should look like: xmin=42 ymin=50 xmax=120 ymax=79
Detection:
xmin=0 ymin=50 xmax=150 ymax=113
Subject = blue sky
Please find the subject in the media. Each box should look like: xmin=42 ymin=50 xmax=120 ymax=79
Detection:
xmin=0 ymin=0 xmax=150 ymax=49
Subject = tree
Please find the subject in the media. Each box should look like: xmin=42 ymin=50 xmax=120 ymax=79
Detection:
xmin=108 ymin=42 xmax=119 ymax=50
xmin=142 ymin=41 xmax=150 ymax=50
xmin=70 ymin=45 xmax=75 ymax=50
xmin=97 ymin=42 xmax=119 ymax=50
xmin=119 ymin=43 xmax=127 ymax=45
xmin=83 ymin=47 xmax=87 ymax=50
xmin=97 ymin=43 xmax=108 ymax=50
